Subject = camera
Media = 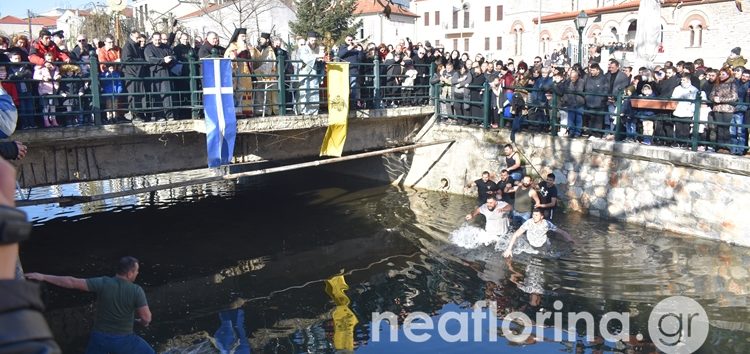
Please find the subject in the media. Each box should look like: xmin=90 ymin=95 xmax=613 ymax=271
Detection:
xmin=0 ymin=206 xmax=31 ymax=245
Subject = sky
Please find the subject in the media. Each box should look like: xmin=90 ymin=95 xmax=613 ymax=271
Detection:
xmin=3 ymin=0 xmax=91 ymax=18
xmin=3 ymin=0 xmax=413 ymax=18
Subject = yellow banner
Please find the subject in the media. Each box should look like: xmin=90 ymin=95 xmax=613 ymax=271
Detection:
xmin=320 ymin=62 xmax=349 ymax=157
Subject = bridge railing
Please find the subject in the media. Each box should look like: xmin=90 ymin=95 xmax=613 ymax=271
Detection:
xmin=6 ymin=52 xmax=435 ymax=130
xmin=433 ymin=81 xmax=749 ymax=154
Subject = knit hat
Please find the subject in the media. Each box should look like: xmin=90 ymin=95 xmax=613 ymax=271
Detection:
xmin=424 ymin=40 xmax=432 ymax=48
xmin=731 ymin=47 xmax=741 ymax=55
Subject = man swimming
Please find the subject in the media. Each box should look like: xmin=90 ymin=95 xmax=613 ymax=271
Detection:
xmin=502 ymin=209 xmax=574 ymax=258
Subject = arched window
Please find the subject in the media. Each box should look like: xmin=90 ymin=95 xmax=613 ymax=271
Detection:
xmin=540 ymin=30 xmax=551 ymax=56
xmin=683 ymin=14 xmax=707 ymax=48
xmin=688 ymin=24 xmax=703 ymax=47
xmin=510 ymin=22 xmax=524 ymax=56
xmin=626 ymin=20 xmax=637 ymax=42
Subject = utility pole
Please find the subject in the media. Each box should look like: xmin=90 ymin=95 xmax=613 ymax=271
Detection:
xmin=27 ymin=9 xmax=33 ymax=38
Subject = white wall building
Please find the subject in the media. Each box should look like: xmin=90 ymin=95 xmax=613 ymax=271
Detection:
xmin=535 ymin=0 xmax=750 ymax=68
xmin=410 ymin=0 xmax=603 ymax=62
xmin=411 ymin=0 xmax=749 ymax=68
xmin=353 ymin=0 xmax=418 ymax=45
xmin=176 ymin=0 xmax=296 ymax=43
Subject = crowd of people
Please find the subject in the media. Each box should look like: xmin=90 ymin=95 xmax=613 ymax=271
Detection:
xmin=1 ymin=27 xmax=749 ymax=154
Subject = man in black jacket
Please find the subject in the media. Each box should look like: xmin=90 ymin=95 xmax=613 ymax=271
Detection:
xmin=121 ymin=29 xmax=150 ymax=122
xmin=604 ymin=59 xmax=630 ymax=139
xmin=197 ymin=32 xmax=225 ymax=59
xmin=144 ymin=32 xmax=175 ymax=121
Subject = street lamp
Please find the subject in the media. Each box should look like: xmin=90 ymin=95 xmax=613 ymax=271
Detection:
xmin=574 ymin=10 xmax=589 ymax=64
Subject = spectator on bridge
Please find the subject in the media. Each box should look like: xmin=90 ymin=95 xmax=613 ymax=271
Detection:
xmin=224 ymin=28 xmax=255 ymax=118
xmin=72 ymin=35 xmax=95 ymax=62
xmin=253 ymin=32 xmax=278 ymax=116
xmin=172 ymin=32 xmax=195 ymax=119
xmin=29 ymin=29 xmax=70 ymax=66
xmin=451 ymin=64 xmax=470 ymax=123
xmin=59 ymin=64 xmax=86 ymax=126
xmin=338 ymin=35 xmax=364 ymax=109
xmin=121 ymin=29 xmax=149 ymax=122
xmin=296 ymin=32 xmax=324 ymax=115
xmin=710 ymin=67 xmax=739 ymax=153
xmin=468 ymin=64 xmax=487 ymax=121
xmin=98 ymin=35 xmax=124 ymax=122
xmin=33 ymin=52 xmax=61 ymax=127
xmin=604 ymin=59 xmax=630 ymax=139
xmin=582 ymin=63 xmax=607 ymax=138
xmin=528 ymin=67 xmax=553 ymax=129
xmin=7 ymin=51 xmax=35 ymax=129
xmin=671 ymin=73 xmax=700 ymax=147
xmin=198 ymin=32 xmax=225 ymax=58
xmin=50 ymin=30 xmax=74 ymax=61
xmin=553 ymin=69 xmax=584 ymax=138
xmin=723 ymin=47 xmax=747 ymax=69
xmin=730 ymin=67 xmax=749 ymax=155
xmin=384 ymin=51 xmax=404 ymax=107
xmin=9 ymin=34 xmax=30 ymax=60
xmin=438 ymin=61 xmax=455 ymax=120
xmin=144 ymin=32 xmax=175 ymax=121
xmin=413 ymin=47 xmax=430 ymax=106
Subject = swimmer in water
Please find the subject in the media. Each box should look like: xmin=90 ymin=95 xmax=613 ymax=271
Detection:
xmin=502 ymin=209 xmax=574 ymax=258
xmin=466 ymin=195 xmax=512 ymax=239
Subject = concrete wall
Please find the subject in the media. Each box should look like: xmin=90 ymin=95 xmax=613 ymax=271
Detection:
xmin=9 ymin=107 xmax=434 ymax=188
xmin=400 ymin=123 xmax=750 ymax=246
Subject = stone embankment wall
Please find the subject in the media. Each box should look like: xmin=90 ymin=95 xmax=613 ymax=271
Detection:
xmin=402 ymin=123 xmax=750 ymax=246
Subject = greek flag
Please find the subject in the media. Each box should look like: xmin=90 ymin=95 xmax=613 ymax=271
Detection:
xmin=202 ymin=58 xmax=237 ymax=168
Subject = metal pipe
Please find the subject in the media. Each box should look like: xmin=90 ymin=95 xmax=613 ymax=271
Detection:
xmin=16 ymin=140 xmax=455 ymax=207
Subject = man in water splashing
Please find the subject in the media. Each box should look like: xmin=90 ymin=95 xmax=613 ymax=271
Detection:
xmin=502 ymin=209 xmax=574 ymax=258
xmin=466 ymin=195 xmax=512 ymax=241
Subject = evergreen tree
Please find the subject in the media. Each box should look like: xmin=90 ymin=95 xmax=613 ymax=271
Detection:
xmin=289 ymin=0 xmax=363 ymax=44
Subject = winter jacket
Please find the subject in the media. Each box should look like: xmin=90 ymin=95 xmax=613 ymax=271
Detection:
xmin=604 ymin=70 xmax=630 ymax=97
xmin=710 ymin=79 xmax=738 ymax=113
xmin=28 ymin=40 xmax=70 ymax=66
xmin=671 ymin=84 xmax=699 ymax=118
xmin=553 ymin=78 xmax=585 ymax=109
xmin=33 ymin=65 xmax=59 ymax=95
xmin=582 ymin=73 xmax=608 ymax=108
xmin=100 ymin=71 xmax=124 ymax=94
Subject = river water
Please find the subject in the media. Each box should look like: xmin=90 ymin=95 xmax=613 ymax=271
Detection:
xmin=19 ymin=167 xmax=750 ymax=353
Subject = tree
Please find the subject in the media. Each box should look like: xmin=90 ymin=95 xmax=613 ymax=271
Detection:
xmin=289 ymin=0 xmax=363 ymax=44
xmin=190 ymin=0 xmax=282 ymax=41
xmin=79 ymin=11 xmax=135 ymax=47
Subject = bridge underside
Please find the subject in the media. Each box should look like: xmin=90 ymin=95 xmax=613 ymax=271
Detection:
xmin=11 ymin=107 xmax=434 ymax=188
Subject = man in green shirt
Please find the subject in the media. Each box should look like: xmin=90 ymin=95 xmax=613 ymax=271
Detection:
xmin=26 ymin=256 xmax=154 ymax=354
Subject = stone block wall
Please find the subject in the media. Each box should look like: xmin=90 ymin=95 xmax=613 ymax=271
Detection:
xmin=403 ymin=124 xmax=750 ymax=246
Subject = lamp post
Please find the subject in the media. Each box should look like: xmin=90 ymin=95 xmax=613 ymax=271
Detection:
xmin=574 ymin=10 xmax=589 ymax=64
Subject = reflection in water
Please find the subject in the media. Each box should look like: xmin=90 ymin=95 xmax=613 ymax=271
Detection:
xmin=19 ymin=168 xmax=750 ymax=353
xmin=325 ymin=275 xmax=358 ymax=353
xmin=214 ymin=309 xmax=251 ymax=354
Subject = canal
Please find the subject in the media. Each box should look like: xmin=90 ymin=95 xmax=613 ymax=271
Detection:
xmin=19 ymin=165 xmax=750 ymax=353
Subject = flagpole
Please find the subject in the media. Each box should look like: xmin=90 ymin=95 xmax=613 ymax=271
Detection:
xmin=16 ymin=139 xmax=456 ymax=207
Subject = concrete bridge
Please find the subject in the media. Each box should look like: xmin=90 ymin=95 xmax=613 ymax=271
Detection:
xmin=10 ymin=106 xmax=435 ymax=189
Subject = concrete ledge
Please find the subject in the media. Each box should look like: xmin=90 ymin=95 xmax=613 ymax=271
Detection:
xmin=10 ymin=106 xmax=436 ymax=143
xmin=11 ymin=120 xmax=198 ymax=145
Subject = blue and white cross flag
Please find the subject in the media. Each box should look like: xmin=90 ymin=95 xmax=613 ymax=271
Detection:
xmin=202 ymin=58 xmax=237 ymax=168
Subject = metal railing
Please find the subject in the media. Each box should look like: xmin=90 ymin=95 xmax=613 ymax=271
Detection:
xmin=434 ymin=81 xmax=749 ymax=154
xmin=7 ymin=51 xmax=435 ymax=129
